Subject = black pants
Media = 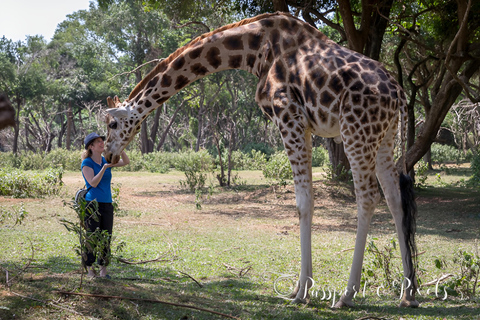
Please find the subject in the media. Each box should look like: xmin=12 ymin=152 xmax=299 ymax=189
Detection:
xmin=83 ymin=201 xmax=114 ymax=267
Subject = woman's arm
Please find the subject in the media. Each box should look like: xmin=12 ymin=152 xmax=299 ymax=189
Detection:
xmin=82 ymin=163 xmax=113 ymax=188
xmin=109 ymin=150 xmax=130 ymax=168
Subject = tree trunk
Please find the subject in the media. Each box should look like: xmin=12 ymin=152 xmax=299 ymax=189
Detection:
xmin=405 ymin=59 xmax=480 ymax=172
xmin=327 ymin=139 xmax=351 ymax=180
xmin=157 ymin=101 xmax=184 ymax=151
xmin=66 ymin=102 xmax=73 ymax=150
xmin=12 ymin=97 xmax=21 ymax=154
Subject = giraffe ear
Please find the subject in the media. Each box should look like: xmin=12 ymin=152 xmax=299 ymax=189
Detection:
xmin=107 ymin=96 xmax=116 ymax=109
xmin=114 ymin=96 xmax=121 ymax=105
xmin=106 ymin=107 xmax=128 ymax=119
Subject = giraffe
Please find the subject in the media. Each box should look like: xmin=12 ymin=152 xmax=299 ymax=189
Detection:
xmin=0 ymin=93 xmax=15 ymax=131
xmin=103 ymin=12 xmax=418 ymax=308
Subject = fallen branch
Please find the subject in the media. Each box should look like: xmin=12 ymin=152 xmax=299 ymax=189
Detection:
xmin=223 ymin=263 xmax=253 ymax=277
xmin=177 ymin=271 xmax=203 ymax=288
xmin=54 ymin=290 xmax=240 ymax=320
xmin=117 ymin=255 xmax=177 ymax=265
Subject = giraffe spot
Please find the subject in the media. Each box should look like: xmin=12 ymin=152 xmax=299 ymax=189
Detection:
xmin=352 ymin=93 xmax=361 ymax=104
xmin=145 ymin=100 xmax=152 ymax=108
xmin=318 ymin=109 xmax=328 ymax=123
xmin=271 ymin=29 xmax=281 ymax=56
xmin=189 ymin=47 xmax=203 ymax=60
xmin=157 ymin=97 xmax=168 ymax=104
xmin=138 ymin=100 xmax=144 ymax=105
xmin=282 ymin=112 xmax=291 ymax=124
xmin=174 ymin=75 xmax=190 ymax=90
xmin=137 ymin=108 xmax=144 ymax=114
xmin=304 ymin=81 xmax=317 ymax=104
xmin=364 ymin=125 xmax=371 ymax=136
xmin=345 ymin=115 xmax=355 ymax=124
xmin=172 ymin=57 xmax=186 ymax=70
xmin=320 ymin=91 xmax=333 ymax=107
xmin=191 ymin=63 xmax=209 ymax=75
xmin=290 ymin=86 xmax=304 ymax=106
xmin=335 ymin=57 xmax=346 ymax=68
xmin=282 ymin=37 xmax=296 ymax=50
xmin=350 ymin=81 xmax=364 ymax=92
xmin=223 ymin=35 xmax=244 ymax=50
xmin=329 ymin=75 xmax=343 ymax=94
xmin=246 ymin=54 xmax=256 ymax=69
xmin=206 ymin=47 xmax=222 ymax=69
xmin=152 ymin=93 xmax=160 ymax=100
xmin=353 ymin=108 xmax=363 ymax=118
xmin=259 ymin=18 xmax=274 ymax=28
xmin=377 ymin=68 xmax=389 ymax=81
xmin=274 ymin=61 xmax=286 ymax=82
xmin=273 ymin=105 xmax=283 ymax=116
xmin=162 ymin=91 xmax=169 ymax=95
xmin=228 ymin=55 xmax=243 ymax=68
xmin=248 ymin=33 xmax=263 ymax=50
xmin=312 ymin=70 xmax=326 ymax=88
xmin=307 ymin=108 xmax=317 ymax=125
xmin=339 ymin=68 xmax=357 ymax=86
xmin=360 ymin=113 xmax=369 ymax=124
xmin=361 ymin=72 xmax=377 ymax=84
xmin=262 ymin=106 xmax=274 ymax=118
xmin=146 ymin=76 xmax=159 ymax=89
xmin=289 ymin=71 xmax=301 ymax=86
xmin=161 ymin=75 xmax=172 ymax=87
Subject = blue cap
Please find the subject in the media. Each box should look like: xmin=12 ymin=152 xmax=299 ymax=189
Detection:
xmin=84 ymin=132 xmax=105 ymax=149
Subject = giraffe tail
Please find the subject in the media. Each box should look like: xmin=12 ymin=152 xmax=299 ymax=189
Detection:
xmin=400 ymin=173 xmax=417 ymax=285
xmin=398 ymin=88 xmax=418 ymax=287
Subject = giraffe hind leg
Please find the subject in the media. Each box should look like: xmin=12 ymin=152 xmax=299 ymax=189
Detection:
xmin=375 ymin=128 xmax=419 ymax=308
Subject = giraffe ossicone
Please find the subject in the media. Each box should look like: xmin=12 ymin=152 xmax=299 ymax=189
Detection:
xmin=104 ymin=12 xmax=418 ymax=308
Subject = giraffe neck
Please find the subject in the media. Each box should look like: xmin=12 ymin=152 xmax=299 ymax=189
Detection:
xmin=126 ymin=13 xmax=327 ymax=120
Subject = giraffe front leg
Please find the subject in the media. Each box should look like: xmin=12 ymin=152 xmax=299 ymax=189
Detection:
xmin=334 ymin=169 xmax=380 ymax=308
xmin=281 ymin=131 xmax=314 ymax=304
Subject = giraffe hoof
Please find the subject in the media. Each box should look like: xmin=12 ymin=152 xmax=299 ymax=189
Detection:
xmin=399 ymin=299 xmax=419 ymax=308
xmin=291 ymin=296 xmax=307 ymax=304
xmin=333 ymin=297 xmax=354 ymax=309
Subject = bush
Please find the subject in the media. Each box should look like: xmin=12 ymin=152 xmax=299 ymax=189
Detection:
xmin=262 ymin=151 xmax=292 ymax=186
xmin=0 ymin=167 xmax=63 ymax=198
xmin=175 ymin=149 xmax=213 ymax=192
xmin=430 ymin=143 xmax=465 ymax=164
xmin=312 ymin=146 xmax=328 ymax=167
xmin=45 ymin=148 xmax=82 ymax=171
xmin=142 ymin=152 xmax=173 ymax=173
xmin=468 ymin=151 xmax=480 ymax=186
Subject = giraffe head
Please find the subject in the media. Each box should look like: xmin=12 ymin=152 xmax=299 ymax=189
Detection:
xmin=104 ymin=96 xmax=140 ymax=164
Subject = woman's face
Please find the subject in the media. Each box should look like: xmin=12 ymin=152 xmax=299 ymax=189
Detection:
xmin=89 ymin=138 xmax=105 ymax=153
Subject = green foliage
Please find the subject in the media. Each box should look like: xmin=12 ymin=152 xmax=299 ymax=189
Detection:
xmin=45 ymin=149 xmax=82 ymax=171
xmin=414 ymin=160 xmax=429 ymax=188
xmin=61 ymin=199 xmax=125 ymax=274
xmin=0 ymin=204 xmax=28 ymax=227
xmin=430 ymin=144 xmax=466 ymax=164
xmin=468 ymin=152 xmax=480 ymax=187
xmin=362 ymin=238 xmax=405 ymax=293
xmin=312 ymin=146 xmax=328 ymax=167
xmin=142 ymin=152 xmax=173 ymax=173
xmin=262 ymin=151 xmax=292 ymax=187
xmin=434 ymin=248 xmax=480 ymax=298
xmin=0 ymin=167 xmax=63 ymax=198
xmin=175 ymin=149 xmax=213 ymax=192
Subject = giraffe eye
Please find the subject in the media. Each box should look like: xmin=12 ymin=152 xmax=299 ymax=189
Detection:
xmin=109 ymin=121 xmax=118 ymax=129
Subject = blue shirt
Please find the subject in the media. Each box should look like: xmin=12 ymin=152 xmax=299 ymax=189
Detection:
xmin=81 ymin=156 xmax=112 ymax=203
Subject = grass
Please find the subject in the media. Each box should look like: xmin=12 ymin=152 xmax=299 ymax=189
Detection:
xmin=0 ymin=166 xmax=479 ymax=319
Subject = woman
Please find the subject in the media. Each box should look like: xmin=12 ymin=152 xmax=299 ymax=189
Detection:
xmin=81 ymin=132 xmax=130 ymax=278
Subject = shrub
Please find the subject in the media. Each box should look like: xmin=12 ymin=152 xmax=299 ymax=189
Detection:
xmin=241 ymin=142 xmax=275 ymax=157
xmin=45 ymin=148 xmax=82 ymax=171
xmin=430 ymin=143 xmax=465 ymax=164
xmin=175 ymin=149 xmax=213 ymax=192
xmin=0 ymin=167 xmax=63 ymax=198
xmin=312 ymin=146 xmax=328 ymax=167
xmin=468 ymin=151 xmax=480 ymax=186
xmin=142 ymin=152 xmax=172 ymax=173
xmin=262 ymin=151 xmax=293 ymax=186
